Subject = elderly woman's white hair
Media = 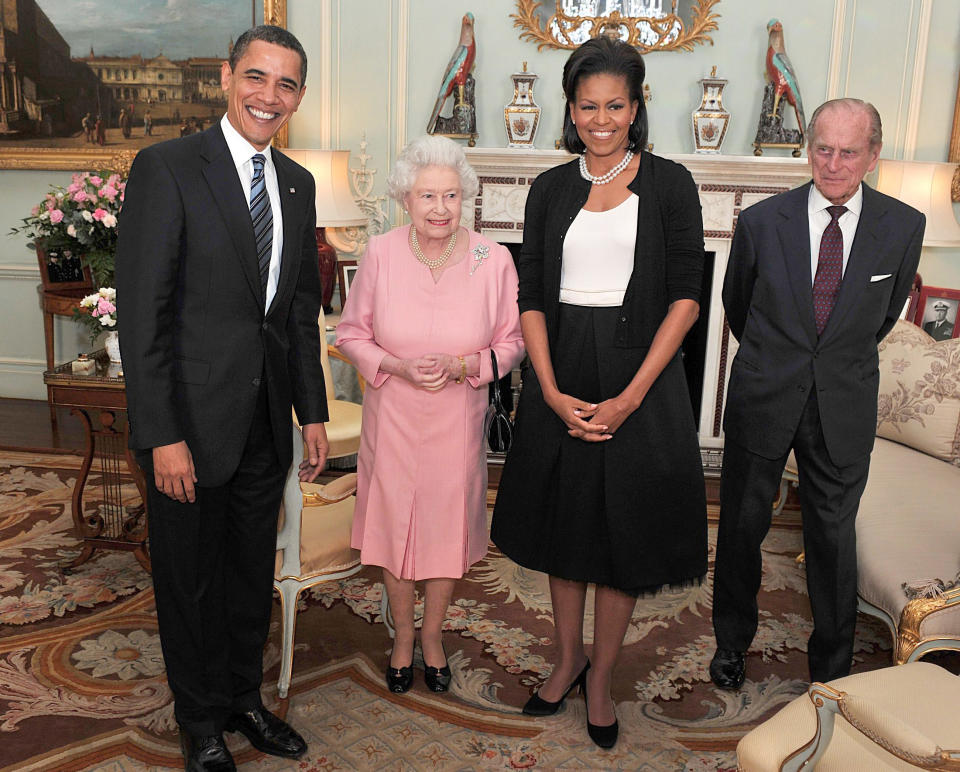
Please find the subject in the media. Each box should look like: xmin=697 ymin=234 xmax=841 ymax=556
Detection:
xmin=386 ymin=135 xmax=479 ymax=203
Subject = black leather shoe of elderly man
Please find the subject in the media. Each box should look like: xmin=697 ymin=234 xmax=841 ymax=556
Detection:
xmin=709 ymin=648 xmax=746 ymax=690
xmin=225 ymin=704 xmax=307 ymax=759
xmin=179 ymin=731 xmax=236 ymax=771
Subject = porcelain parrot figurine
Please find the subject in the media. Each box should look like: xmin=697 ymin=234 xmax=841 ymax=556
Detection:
xmin=426 ymin=12 xmax=476 ymax=134
xmin=765 ymin=18 xmax=805 ymax=134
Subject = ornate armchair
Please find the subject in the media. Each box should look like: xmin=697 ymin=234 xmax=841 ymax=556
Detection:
xmin=272 ymin=314 xmax=364 ymax=698
xmin=737 ymin=662 xmax=960 ymax=771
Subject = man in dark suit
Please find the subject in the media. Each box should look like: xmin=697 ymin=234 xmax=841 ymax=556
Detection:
xmin=924 ymin=301 xmax=955 ymax=341
xmin=117 ymin=26 xmax=328 ymax=771
xmin=710 ymin=98 xmax=924 ymax=689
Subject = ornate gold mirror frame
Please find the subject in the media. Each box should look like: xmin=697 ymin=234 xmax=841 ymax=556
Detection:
xmin=512 ymin=0 xmax=721 ymax=53
xmin=0 ymin=0 xmax=286 ymax=170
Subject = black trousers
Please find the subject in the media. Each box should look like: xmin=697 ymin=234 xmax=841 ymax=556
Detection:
xmin=142 ymin=383 xmax=285 ymax=735
xmin=713 ymin=390 xmax=870 ymax=683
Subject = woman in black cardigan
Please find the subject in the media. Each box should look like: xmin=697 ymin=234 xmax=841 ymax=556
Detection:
xmin=491 ymin=37 xmax=707 ymax=749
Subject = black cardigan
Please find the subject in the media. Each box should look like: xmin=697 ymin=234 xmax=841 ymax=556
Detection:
xmin=517 ymin=151 xmax=705 ymax=348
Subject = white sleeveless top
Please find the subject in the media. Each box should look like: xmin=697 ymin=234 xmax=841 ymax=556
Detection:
xmin=559 ymin=194 xmax=638 ymax=307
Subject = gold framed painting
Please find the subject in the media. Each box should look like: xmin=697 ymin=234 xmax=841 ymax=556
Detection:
xmin=0 ymin=0 xmax=287 ymax=171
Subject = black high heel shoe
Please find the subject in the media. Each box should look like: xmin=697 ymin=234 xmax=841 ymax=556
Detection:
xmin=522 ymin=660 xmax=590 ymax=717
xmin=582 ymin=670 xmax=618 ymax=749
xmin=385 ymin=662 xmax=414 ymax=693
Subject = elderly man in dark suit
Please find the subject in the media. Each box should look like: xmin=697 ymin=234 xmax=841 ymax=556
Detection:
xmin=924 ymin=300 xmax=955 ymax=341
xmin=710 ymin=98 xmax=925 ymax=689
xmin=117 ymin=26 xmax=328 ymax=771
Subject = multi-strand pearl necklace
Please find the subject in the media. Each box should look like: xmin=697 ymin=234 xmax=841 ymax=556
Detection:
xmin=579 ymin=149 xmax=635 ymax=185
xmin=410 ymin=225 xmax=457 ymax=270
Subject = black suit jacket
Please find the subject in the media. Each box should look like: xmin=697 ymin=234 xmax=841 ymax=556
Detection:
xmin=722 ymin=182 xmax=924 ymax=466
xmin=116 ymin=124 xmax=328 ymax=486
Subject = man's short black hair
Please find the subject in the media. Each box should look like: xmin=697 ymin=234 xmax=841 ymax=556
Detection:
xmin=230 ymin=25 xmax=307 ymax=88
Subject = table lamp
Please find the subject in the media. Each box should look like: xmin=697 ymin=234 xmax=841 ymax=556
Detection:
xmin=284 ymin=149 xmax=368 ymax=312
xmin=876 ymin=160 xmax=960 ymax=247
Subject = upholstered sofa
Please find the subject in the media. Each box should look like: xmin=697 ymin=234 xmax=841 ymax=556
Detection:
xmin=855 ymin=320 xmax=960 ymax=663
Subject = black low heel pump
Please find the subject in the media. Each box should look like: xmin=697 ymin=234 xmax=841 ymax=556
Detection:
xmin=522 ymin=660 xmax=590 ymax=717
xmin=386 ymin=662 xmax=414 ymax=693
xmin=582 ymin=670 xmax=618 ymax=749
xmin=424 ymin=663 xmax=452 ymax=692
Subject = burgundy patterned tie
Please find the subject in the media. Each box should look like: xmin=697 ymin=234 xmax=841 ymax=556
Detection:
xmin=812 ymin=205 xmax=847 ymax=336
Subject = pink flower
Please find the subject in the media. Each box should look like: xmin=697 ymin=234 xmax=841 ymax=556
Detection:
xmin=107 ymin=173 xmax=121 ymax=188
xmin=92 ymin=207 xmax=108 ymax=221
xmin=67 ymin=182 xmax=82 ymax=194
xmin=99 ymin=185 xmax=118 ymax=201
xmin=89 ymin=175 xmax=103 ymax=186
xmin=31 ymin=205 xmax=39 ymax=216
xmin=49 ymin=209 xmax=64 ymax=224
xmin=96 ymin=298 xmax=116 ymax=316
xmin=72 ymin=190 xmax=88 ymax=203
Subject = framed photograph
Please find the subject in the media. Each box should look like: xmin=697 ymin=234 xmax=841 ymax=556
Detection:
xmin=337 ymin=260 xmax=359 ymax=307
xmin=914 ymin=286 xmax=960 ymax=341
xmin=0 ymin=0 xmax=287 ymax=171
xmin=36 ymin=246 xmax=94 ymax=292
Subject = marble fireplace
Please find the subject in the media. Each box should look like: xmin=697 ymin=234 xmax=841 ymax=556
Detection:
xmin=463 ymin=148 xmax=813 ymax=468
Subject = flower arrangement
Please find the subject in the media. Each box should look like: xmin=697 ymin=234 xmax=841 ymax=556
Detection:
xmin=11 ymin=171 xmax=126 ymax=287
xmin=74 ymin=287 xmax=117 ymax=343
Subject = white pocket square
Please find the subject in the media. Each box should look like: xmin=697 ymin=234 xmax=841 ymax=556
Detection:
xmin=870 ymin=274 xmax=892 ymax=282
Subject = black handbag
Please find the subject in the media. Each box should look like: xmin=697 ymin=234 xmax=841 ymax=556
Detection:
xmin=484 ymin=350 xmax=513 ymax=453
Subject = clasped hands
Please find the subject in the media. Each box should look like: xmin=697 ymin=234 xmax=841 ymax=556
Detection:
xmin=545 ymin=390 xmax=637 ymax=442
xmin=397 ymin=353 xmax=464 ymax=391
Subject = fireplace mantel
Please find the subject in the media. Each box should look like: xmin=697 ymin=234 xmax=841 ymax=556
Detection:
xmin=463 ymin=149 xmax=813 ymax=464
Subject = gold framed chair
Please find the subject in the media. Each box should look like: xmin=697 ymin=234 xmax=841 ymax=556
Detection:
xmin=272 ymin=314 xmax=364 ymax=698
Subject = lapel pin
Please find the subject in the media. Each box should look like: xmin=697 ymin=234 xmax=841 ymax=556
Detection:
xmin=289 ymin=187 xmax=296 ymax=194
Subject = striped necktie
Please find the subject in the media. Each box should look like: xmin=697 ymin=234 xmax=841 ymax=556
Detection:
xmin=812 ymin=205 xmax=847 ymax=336
xmin=249 ymin=154 xmax=273 ymax=301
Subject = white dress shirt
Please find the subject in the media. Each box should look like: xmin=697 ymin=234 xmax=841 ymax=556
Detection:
xmin=808 ymin=183 xmax=862 ymax=284
xmin=220 ymin=115 xmax=284 ymax=311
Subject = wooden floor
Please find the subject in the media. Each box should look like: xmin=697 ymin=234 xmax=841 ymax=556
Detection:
xmin=0 ymin=397 xmax=88 ymax=454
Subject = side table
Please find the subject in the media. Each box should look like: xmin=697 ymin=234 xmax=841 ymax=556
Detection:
xmin=38 ymin=284 xmax=90 ymax=426
xmin=43 ymin=352 xmax=150 ymax=573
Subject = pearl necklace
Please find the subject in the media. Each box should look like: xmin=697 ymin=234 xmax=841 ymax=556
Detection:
xmin=579 ymin=150 xmax=635 ymax=185
xmin=410 ymin=226 xmax=458 ymax=270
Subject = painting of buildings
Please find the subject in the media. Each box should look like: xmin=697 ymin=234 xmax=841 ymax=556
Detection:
xmin=0 ymin=0 xmax=262 ymax=151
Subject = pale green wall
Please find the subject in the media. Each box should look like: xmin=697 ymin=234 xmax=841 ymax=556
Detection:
xmin=1 ymin=0 xmax=958 ymax=401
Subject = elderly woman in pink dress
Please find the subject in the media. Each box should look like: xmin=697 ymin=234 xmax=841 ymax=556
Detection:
xmin=336 ymin=135 xmax=523 ymax=695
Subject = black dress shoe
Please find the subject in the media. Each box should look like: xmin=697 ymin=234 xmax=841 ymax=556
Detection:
xmin=522 ymin=660 xmax=590 ymax=717
xmin=710 ymin=648 xmax=746 ymax=690
xmin=386 ymin=663 xmax=414 ymax=693
xmin=179 ymin=731 xmax=236 ymax=772
xmin=582 ymin=670 xmax=618 ymax=749
xmin=225 ymin=705 xmax=307 ymax=759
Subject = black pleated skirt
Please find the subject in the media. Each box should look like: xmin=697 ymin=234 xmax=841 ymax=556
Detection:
xmin=491 ymin=304 xmax=707 ymax=595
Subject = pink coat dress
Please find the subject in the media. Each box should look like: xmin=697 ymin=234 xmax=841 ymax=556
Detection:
xmin=336 ymin=226 xmax=523 ymax=580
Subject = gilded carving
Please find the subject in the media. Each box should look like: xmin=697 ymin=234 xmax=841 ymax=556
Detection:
xmin=895 ymin=586 xmax=960 ymax=664
xmin=512 ymin=0 xmax=721 ymax=54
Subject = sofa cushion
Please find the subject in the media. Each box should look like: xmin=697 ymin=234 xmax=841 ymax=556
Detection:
xmin=876 ymin=319 xmax=960 ymax=465
xmin=857 ymin=438 xmax=960 ymax=638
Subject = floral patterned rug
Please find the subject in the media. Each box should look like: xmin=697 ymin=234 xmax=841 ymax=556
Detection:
xmin=0 ymin=450 xmax=917 ymax=771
